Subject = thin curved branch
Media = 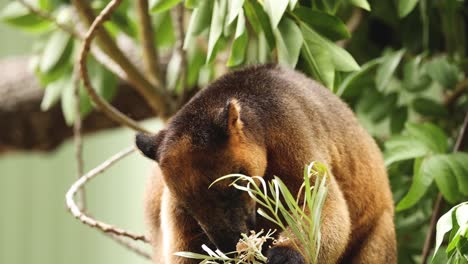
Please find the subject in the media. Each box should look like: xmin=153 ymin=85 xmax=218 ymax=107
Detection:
xmin=136 ymin=0 xmax=162 ymax=87
xmin=72 ymin=0 xmax=167 ymax=115
xmin=65 ymin=146 xmax=149 ymax=243
xmin=79 ymin=0 xmax=152 ymax=133
xmin=72 ymin=65 xmax=86 ymax=210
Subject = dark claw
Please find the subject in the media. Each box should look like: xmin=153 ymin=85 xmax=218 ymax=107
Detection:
xmin=266 ymin=246 xmax=306 ymax=264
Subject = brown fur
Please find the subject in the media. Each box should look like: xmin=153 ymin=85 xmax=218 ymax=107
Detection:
xmin=137 ymin=65 xmax=396 ymax=264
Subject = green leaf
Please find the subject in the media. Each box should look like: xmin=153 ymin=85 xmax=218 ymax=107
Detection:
xmin=434 ymin=205 xmax=457 ymax=259
xmin=263 ymin=0 xmax=289 ymax=28
xmin=300 ymin=22 xmax=359 ymax=87
xmin=227 ymin=10 xmax=248 ymax=67
xmin=412 ymin=97 xmax=448 ymax=118
xmin=426 ymin=57 xmax=461 ymax=90
xmin=398 ymin=0 xmax=419 ymax=18
xmin=403 ymin=55 xmax=432 ymax=92
xmin=41 ymin=75 xmax=68 ymax=111
xmin=336 ymin=59 xmax=380 ymax=97
xmin=183 ymin=0 xmax=214 ymax=49
xmin=432 ymin=155 xmax=465 ymax=204
xmin=154 ymin=11 xmax=175 ymax=47
xmin=450 ymin=153 xmax=468 ymax=196
xmin=206 ymin=0 xmax=227 ymax=63
xmin=274 ymin=17 xmax=303 ymax=67
xmin=150 ymin=0 xmax=183 ymax=13
xmin=349 ymin=0 xmax=371 ymax=11
xmin=60 ymin=75 xmax=77 ymax=125
xmin=243 ymin=0 xmax=275 ymax=48
xmin=227 ymin=0 xmax=244 ymax=25
xmin=40 ymin=30 xmax=73 ymax=73
xmin=405 ymin=123 xmax=448 ymax=154
xmin=0 ymin=2 xmax=51 ymax=32
xmin=384 ymin=136 xmax=431 ymax=166
xmin=397 ymin=155 xmax=444 ymax=211
xmin=375 ymin=49 xmax=405 ymax=92
xmin=390 ymin=106 xmax=408 ymax=134
xmin=293 ymin=6 xmax=350 ymax=41
xmin=300 ymin=33 xmax=334 ymax=88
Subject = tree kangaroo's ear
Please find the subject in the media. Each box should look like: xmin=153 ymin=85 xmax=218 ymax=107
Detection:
xmin=135 ymin=130 xmax=167 ymax=162
xmin=218 ymin=98 xmax=243 ymax=136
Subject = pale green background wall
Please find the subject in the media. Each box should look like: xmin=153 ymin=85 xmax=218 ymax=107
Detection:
xmin=0 ymin=1 xmax=160 ymax=263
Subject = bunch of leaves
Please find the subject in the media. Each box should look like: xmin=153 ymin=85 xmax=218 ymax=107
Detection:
xmin=432 ymin=202 xmax=468 ymax=263
xmin=175 ymin=229 xmax=276 ymax=264
xmin=176 ymin=161 xmax=329 ymax=264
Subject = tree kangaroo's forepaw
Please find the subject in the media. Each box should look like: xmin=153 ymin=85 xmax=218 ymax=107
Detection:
xmin=266 ymin=246 xmax=306 ymax=264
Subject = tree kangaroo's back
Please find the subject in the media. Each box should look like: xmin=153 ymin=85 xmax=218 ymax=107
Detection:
xmin=137 ymin=64 xmax=396 ymax=264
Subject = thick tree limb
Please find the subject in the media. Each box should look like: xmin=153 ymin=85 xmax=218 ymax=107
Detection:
xmin=0 ymin=57 xmax=154 ymax=153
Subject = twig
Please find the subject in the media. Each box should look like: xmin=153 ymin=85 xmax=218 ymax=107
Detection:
xmin=65 ymin=146 xmax=149 ymax=242
xmin=108 ymin=234 xmax=151 ymax=259
xmin=72 ymin=0 xmax=167 ymax=115
xmin=136 ymin=0 xmax=162 ymax=87
xmin=73 ymin=64 xmax=86 ymax=210
xmin=337 ymin=8 xmax=363 ymax=47
xmin=17 ymin=0 xmax=131 ymax=87
xmin=172 ymin=3 xmax=188 ymax=106
xmin=420 ymin=112 xmax=468 ymax=264
xmin=444 ymin=78 xmax=468 ymax=107
xmin=78 ymin=0 xmax=152 ymax=133
xmin=17 ymin=0 xmax=82 ymax=38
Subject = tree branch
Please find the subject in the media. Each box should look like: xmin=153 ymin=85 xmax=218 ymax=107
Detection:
xmin=172 ymin=3 xmax=188 ymax=106
xmin=65 ymin=146 xmax=149 ymax=243
xmin=79 ymin=0 xmax=152 ymax=133
xmin=136 ymin=0 xmax=162 ymax=87
xmin=444 ymin=78 xmax=468 ymax=108
xmin=0 ymin=57 xmax=155 ymax=153
xmin=72 ymin=0 xmax=167 ymax=115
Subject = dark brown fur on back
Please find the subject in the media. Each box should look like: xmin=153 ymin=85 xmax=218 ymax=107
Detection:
xmin=139 ymin=64 xmax=396 ymax=264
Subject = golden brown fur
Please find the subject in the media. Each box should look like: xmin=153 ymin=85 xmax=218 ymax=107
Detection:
xmin=137 ymin=65 xmax=396 ymax=264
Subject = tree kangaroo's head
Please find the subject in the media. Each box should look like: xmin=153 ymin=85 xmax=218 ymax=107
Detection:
xmin=136 ymin=98 xmax=267 ymax=252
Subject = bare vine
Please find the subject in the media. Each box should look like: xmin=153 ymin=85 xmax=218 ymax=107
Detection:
xmin=78 ymin=0 xmax=152 ymax=133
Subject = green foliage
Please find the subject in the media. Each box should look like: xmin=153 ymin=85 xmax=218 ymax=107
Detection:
xmin=177 ymin=162 xmax=329 ymax=264
xmin=433 ymin=202 xmax=468 ymax=263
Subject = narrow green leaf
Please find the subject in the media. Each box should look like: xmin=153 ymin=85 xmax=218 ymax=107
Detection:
xmin=150 ymin=0 xmax=183 ymax=13
xmin=390 ymin=106 xmax=408 ymax=134
xmin=336 ymin=59 xmax=380 ymax=97
xmin=433 ymin=205 xmax=457 ymax=260
xmin=397 ymin=155 xmax=439 ymax=211
xmin=183 ymin=0 xmax=214 ymax=49
xmin=294 ymin=6 xmax=350 ymax=41
xmin=206 ymin=0 xmax=227 ymax=63
xmin=403 ymin=55 xmax=432 ymax=92
xmin=405 ymin=123 xmax=448 ymax=154
xmin=384 ymin=136 xmax=431 ymax=166
xmin=227 ymin=0 xmax=244 ymax=25
xmin=274 ymin=17 xmax=303 ymax=67
xmin=426 ymin=57 xmax=461 ymax=90
xmin=300 ymin=36 xmax=334 ymax=89
xmin=375 ymin=49 xmax=405 ymax=92
xmin=40 ymin=30 xmax=73 ymax=73
xmin=412 ymin=97 xmax=448 ymax=118
xmin=263 ymin=0 xmax=289 ymax=28
xmin=41 ymin=75 xmax=68 ymax=111
xmin=0 ymin=2 xmax=51 ymax=32
xmin=227 ymin=10 xmax=248 ymax=67
xmin=349 ymin=0 xmax=371 ymax=11
xmin=398 ymin=0 xmax=419 ymax=18
xmin=243 ymin=0 xmax=275 ymax=48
